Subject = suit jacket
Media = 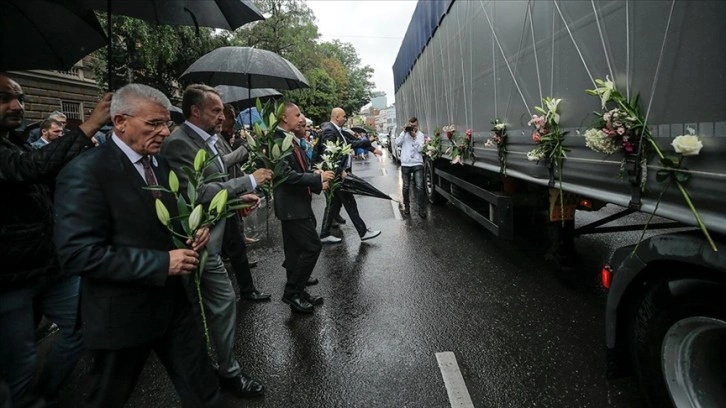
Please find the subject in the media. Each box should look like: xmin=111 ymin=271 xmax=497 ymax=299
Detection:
xmin=160 ymin=123 xmax=254 ymax=254
xmin=215 ymin=134 xmax=248 ymax=179
xmin=319 ymin=122 xmax=373 ymax=171
xmin=54 ymin=139 xmax=181 ymax=350
xmin=272 ymin=130 xmax=323 ymax=221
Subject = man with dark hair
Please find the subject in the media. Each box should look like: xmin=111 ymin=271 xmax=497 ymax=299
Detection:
xmin=161 ymin=84 xmax=271 ymax=399
xmin=274 ymin=102 xmax=333 ymax=313
xmin=30 ymin=118 xmax=64 ymax=149
xmin=0 ymin=73 xmax=110 ymax=404
xmin=318 ymin=107 xmax=383 ymax=244
xmin=395 ymin=116 xmax=426 ymax=218
xmin=27 ymin=111 xmax=67 ymax=144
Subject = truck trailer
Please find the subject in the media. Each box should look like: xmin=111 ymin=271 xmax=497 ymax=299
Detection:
xmin=393 ymin=1 xmax=726 ymax=407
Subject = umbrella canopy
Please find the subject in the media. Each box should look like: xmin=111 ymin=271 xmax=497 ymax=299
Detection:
xmin=340 ymin=174 xmax=395 ymax=201
xmin=75 ymin=0 xmax=264 ymax=30
xmin=169 ymin=106 xmax=184 ymax=124
xmin=180 ymin=47 xmax=309 ymax=90
xmin=0 ymin=0 xmax=107 ymax=70
xmin=216 ymin=85 xmax=281 ymax=108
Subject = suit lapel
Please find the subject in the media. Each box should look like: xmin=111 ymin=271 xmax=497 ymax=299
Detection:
xmin=182 ymin=123 xmax=225 ymax=176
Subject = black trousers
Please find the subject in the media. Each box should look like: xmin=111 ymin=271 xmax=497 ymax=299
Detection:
xmin=320 ymin=190 xmax=367 ymax=237
xmin=281 ymin=216 xmax=321 ymax=297
xmin=84 ymin=294 xmax=221 ymax=408
xmin=222 ymin=214 xmax=255 ymax=293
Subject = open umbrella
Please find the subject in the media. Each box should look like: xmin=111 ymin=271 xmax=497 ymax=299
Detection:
xmin=1 ymin=0 xmax=107 ymax=70
xmin=66 ymin=0 xmax=265 ymax=88
xmin=216 ymin=85 xmax=281 ymax=109
xmin=340 ymin=174 xmax=396 ymax=202
xmin=169 ymin=106 xmax=184 ymax=124
xmin=350 ymin=126 xmax=368 ymax=134
xmin=180 ymin=47 xmax=309 ymax=90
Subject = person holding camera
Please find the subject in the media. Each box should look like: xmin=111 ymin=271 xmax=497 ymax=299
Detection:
xmin=395 ymin=117 xmax=426 ymax=218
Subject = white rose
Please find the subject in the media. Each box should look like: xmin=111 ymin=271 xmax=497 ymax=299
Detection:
xmin=671 ymin=135 xmax=703 ymax=156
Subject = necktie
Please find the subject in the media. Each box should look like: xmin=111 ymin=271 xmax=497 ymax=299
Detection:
xmin=292 ymin=140 xmax=307 ymax=170
xmin=141 ymin=156 xmax=161 ymax=198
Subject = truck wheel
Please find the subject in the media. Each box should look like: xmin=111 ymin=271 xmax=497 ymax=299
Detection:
xmin=425 ymin=160 xmax=445 ymax=205
xmin=630 ymin=283 xmax=726 ymax=408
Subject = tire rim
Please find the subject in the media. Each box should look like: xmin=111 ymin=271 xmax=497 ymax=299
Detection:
xmin=662 ymin=316 xmax=726 ymax=408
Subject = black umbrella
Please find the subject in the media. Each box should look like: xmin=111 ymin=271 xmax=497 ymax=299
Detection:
xmin=68 ymin=0 xmax=265 ymax=89
xmin=180 ymin=47 xmax=310 ymax=90
xmin=340 ymin=174 xmax=396 ymax=201
xmin=1 ymin=0 xmax=107 ymax=71
xmin=216 ymin=85 xmax=281 ymax=109
xmin=169 ymin=106 xmax=184 ymax=124
xmin=350 ymin=126 xmax=368 ymax=134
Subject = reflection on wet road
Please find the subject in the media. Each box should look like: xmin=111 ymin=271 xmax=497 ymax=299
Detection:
xmin=59 ymin=151 xmax=643 ymax=407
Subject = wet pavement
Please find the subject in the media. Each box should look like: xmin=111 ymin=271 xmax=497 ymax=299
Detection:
xmin=57 ymin=150 xmax=645 ymax=407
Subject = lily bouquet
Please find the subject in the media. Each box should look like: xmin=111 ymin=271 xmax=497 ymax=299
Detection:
xmin=587 ymin=77 xmax=716 ymax=252
xmin=243 ymin=99 xmax=295 ymax=197
xmin=486 ymin=119 xmax=508 ymax=175
xmin=443 ymin=125 xmax=473 ymax=165
xmin=148 ymin=149 xmax=252 ymax=349
xmin=315 ymin=140 xmax=353 ymax=205
xmin=527 ymin=97 xmax=569 ymax=223
xmin=423 ymin=129 xmax=442 ymax=160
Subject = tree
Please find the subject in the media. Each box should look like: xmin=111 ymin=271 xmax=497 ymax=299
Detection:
xmin=318 ymin=40 xmax=374 ymax=115
xmin=91 ymin=15 xmax=230 ymax=96
xmin=284 ymin=68 xmax=338 ymax=124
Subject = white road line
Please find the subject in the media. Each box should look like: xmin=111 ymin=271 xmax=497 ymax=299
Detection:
xmin=381 ymin=168 xmax=388 ymax=176
xmin=436 ymin=352 xmax=475 ymax=408
xmin=391 ymin=200 xmax=402 ymax=220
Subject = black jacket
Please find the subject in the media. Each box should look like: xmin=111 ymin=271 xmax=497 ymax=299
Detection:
xmin=318 ymin=122 xmax=373 ymax=170
xmin=272 ymin=130 xmax=323 ymax=221
xmin=0 ymin=129 xmax=93 ymax=291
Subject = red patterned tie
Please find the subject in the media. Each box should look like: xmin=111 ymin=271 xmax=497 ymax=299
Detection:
xmin=141 ymin=156 xmax=161 ymax=198
xmin=292 ymin=141 xmax=311 ymax=196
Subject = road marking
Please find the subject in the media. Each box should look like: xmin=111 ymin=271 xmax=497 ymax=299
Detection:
xmin=381 ymin=168 xmax=388 ymax=176
xmin=391 ymin=200 xmax=402 ymax=220
xmin=436 ymin=352 xmax=475 ymax=408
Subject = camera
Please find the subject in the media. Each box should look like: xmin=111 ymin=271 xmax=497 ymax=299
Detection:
xmin=404 ymin=126 xmax=414 ymax=132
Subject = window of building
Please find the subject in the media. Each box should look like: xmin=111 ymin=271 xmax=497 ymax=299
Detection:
xmin=61 ymin=100 xmax=83 ymax=121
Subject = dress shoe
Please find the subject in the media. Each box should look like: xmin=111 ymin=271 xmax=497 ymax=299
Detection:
xmin=240 ymin=290 xmax=271 ymax=302
xmin=248 ymin=260 xmax=258 ymax=268
xmin=419 ymin=210 xmax=427 ymax=219
xmin=330 ymin=221 xmax=341 ymax=228
xmin=302 ymin=291 xmax=324 ymax=306
xmin=360 ymin=229 xmax=381 ymax=241
xmin=306 ymin=277 xmax=319 ymax=286
xmin=320 ymin=235 xmax=342 ymax=244
xmin=282 ymin=294 xmax=314 ymax=313
xmin=334 ymin=215 xmax=347 ymax=224
xmin=399 ymin=204 xmax=410 ymax=216
xmin=219 ymin=373 xmax=265 ymax=397
xmin=244 ymin=236 xmax=260 ymax=244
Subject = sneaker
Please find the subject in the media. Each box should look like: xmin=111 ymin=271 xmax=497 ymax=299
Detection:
xmin=331 ymin=221 xmax=341 ymax=228
xmin=320 ymin=235 xmax=342 ymax=244
xmin=360 ymin=229 xmax=381 ymax=241
xmin=399 ymin=204 xmax=410 ymax=216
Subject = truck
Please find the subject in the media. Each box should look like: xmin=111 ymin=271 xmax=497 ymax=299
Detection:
xmin=393 ymin=1 xmax=726 ymax=407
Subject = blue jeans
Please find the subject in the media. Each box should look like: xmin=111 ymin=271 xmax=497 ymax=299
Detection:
xmin=401 ymin=165 xmax=425 ymax=211
xmin=0 ymin=276 xmax=83 ymax=401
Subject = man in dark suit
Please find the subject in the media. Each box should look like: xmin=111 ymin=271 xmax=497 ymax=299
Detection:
xmin=274 ymin=102 xmax=334 ymax=313
xmin=160 ymin=84 xmax=271 ymax=399
xmin=54 ymin=83 xmax=221 ymax=407
xmin=318 ymin=107 xmax=383 ymax=244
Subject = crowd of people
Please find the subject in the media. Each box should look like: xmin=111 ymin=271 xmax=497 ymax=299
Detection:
xmin=0 ymin=72 xmax=411 ymax=407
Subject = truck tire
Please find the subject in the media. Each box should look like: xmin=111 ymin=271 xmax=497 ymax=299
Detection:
xmin=425 ymin=160 xmax=445 ymax=205
xmin=629 ymin=283 xmax=726 ymax=408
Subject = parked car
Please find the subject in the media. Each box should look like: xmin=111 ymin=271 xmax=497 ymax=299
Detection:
xmin=378 ymin=133 xmax=389 ymax=147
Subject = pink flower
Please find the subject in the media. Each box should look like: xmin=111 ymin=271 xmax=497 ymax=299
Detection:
xmin=451 ymin=155 xmax=462 ymax=165
xmin=532 ymin=131 xmax=541 ymax=143
xmin=465 ymin=129 xmax=472 ymax=139
xmin=617 ymin=127 xmax=625 ymax=135
xmin=623 ymin=141 xmax=634 ymax=153
xmin=446 ymin=131 xmax=453 ymax=140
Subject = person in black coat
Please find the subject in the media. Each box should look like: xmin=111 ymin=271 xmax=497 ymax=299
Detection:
xmin=273 ymin=102 xmax=334 ymax=313
xmin=317 ymin=107 xmax=383 ymax=244
xmin=0 ymin=73 xmax=110 ymax=404
xmin=54 ymin=83 xmax=221 ymax=408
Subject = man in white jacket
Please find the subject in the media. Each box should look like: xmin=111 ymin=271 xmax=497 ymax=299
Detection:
xmin=395 ymin=117 xmax=426 ymax=218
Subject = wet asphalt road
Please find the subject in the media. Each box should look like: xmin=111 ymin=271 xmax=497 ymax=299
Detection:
xmin=56 ymin=150 xmax=646 ymax=407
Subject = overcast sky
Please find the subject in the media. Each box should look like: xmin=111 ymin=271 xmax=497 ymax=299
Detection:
xmin=305 ymin=0 xmax=418 ymax=107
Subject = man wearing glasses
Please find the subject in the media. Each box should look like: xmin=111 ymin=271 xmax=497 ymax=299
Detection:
xmin=395 ymin=117 xmax=427 ymax=218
